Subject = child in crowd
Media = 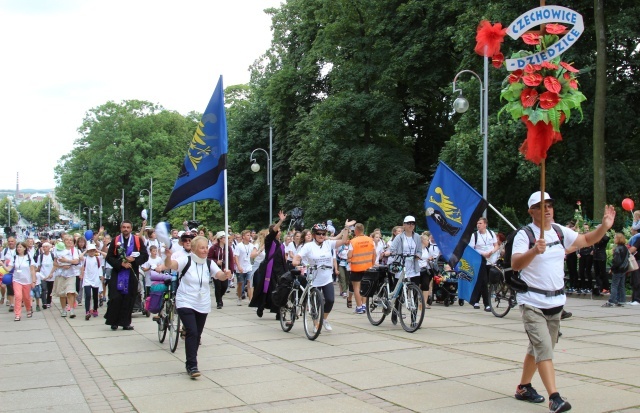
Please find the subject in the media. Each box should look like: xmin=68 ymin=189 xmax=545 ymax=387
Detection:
xmin=80 ymin=244 xmax=103 ymax=320
xmin=33 ymin=271 xmax=45 ymax=311
xmin=141 ymin=245 xmax=165 ymax=297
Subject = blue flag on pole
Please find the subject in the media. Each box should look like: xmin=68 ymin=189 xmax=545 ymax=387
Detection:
xmin=164 ymin=76 xmax=228 ymax=213
xmin=424 ymin=161 xmax=488 ymax=302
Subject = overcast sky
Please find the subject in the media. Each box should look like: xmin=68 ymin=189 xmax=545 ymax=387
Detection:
xmin=0 ymin=0 xmax=280 ymax=191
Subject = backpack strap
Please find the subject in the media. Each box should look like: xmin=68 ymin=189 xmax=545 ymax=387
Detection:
xmin=550 ymin=223 xmax=565 ymax=248
xmin=179 ymin=256 xmax=192 ymax=283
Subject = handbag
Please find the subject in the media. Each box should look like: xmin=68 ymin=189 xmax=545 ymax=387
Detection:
xmin=626 ymin=253 xmax=639 ymax=273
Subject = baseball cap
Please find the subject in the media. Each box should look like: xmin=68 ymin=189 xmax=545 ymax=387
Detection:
xmin=216 ymin=231 xmax=226 ymax=239
xmin=180 ymin=233 xmax=194 ymax=241
xmin=86 ymin=243 xmax=97 ymax=251
xmin=527 ymin=191 xmax=553 ymax=208
xmin=403 ymin=215 xmax=416 ymax=223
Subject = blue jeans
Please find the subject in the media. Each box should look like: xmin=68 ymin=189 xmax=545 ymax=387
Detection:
xmin=609 ymin=273 xmax=626 ymax=305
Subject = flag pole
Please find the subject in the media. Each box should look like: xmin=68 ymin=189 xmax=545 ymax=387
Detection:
xmin=488 ymin=203 xmax=517 ymax=231
xmin=224 ymin=168 xmax=229 ymax=271
xmin=539 ymin=159 xmax=546 ymax=238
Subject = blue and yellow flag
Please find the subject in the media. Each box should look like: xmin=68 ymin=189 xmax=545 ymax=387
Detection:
xmin=424 ymin=162 xmax=488 ymax=302
xmin=164 ymin=76 xmax=228 ymax=213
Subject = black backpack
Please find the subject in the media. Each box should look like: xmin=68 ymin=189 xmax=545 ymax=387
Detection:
xmin=502 ymin=224 xmax=565 ymax=293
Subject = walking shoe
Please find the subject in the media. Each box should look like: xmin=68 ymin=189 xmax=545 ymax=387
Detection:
xmin=92 ymin=310 xmax=99 ymax=317
xmin=8 ymin=305 xmax=13 ymax=312
xmin=323 ymin=321 xmax=332 ymax=331
xmin=186 ymin=367 xmax=201 ymax=378
xmin=548 ymin=396 xmax=572 ymax=412
xmin=61 ymin=310 xmax=67 ymax=317
xmin=391 ymin=313 xmax=398 ymax=325
xmin=473 ymin=303 xmax=480 ymax=309
xmin=484 ymin=306 xmax=491 ymax=312
xmin=69 ymin=309 xmax=76 ymax=318
xmin=630 ymin=301 xmax=640 ymax=306
xmin=236 ymin=299 xmax=242 ymax=306
xmin=85 ymin=312 xmax=91 ymax=320
xmin=65 ymin=305 xmax=71 ymax=312
xmin=560 ymin=310 xmax=572 ymax=320
xmin=36 ymin=305 xmax=41 ymax=312
xmin=216 ymin=303 xmax=222 ymax=309
xmin=356 ymin=305 xmax=365 ymax=314
xmin=601 ymin=302 xmax=614 ymax=307
xmin=514 ymin=384 xmax=545 ymax=403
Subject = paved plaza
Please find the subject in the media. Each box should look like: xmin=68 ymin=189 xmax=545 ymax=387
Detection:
xmin=1 ymin=289 xmax=640 ymax=413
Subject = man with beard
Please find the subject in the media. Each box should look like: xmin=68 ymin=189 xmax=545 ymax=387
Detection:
xmin=104 ymin=220 xmax=148 ymax=330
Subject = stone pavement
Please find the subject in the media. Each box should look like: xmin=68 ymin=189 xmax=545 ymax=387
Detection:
xmin=1 ymin=290 xmax=640 ymax=413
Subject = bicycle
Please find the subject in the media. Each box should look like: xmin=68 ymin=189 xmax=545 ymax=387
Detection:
xmin=278 ymin=265 xmax=328 ymax=340
xmin=488 ymin=263 xmax=517 ymax=318
xmin=366 ymin=254 xmax=425 ymax=333
xmin=156 ymin=278 xmax=181 ymax=352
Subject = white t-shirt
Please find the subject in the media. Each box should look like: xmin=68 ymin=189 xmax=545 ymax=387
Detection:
xmin=374 ymin=240 xmax=385 ymax=265
xmin=253 ymin=242 xmax=266 ymax=266
xmin=285 ymin=242 xmax=296 ymax=262
xmin=1 ymin=247 xmax=16 ymax=267
xmin=175 ymin=255 xmax=221 ymax=313
xmin=426 ymin=243 xmax=440 ymax=261
xmin=56 ymin=248 xmax=80 ymax=278
xmin=234 ymin=242 xmax=254 ymax=274
xmin=297 ymin=240 xmax=336 ymax=287
xmin=513 ymin=223 xmax=578 ymax=309
xmin=82 ymin=255 xmax=103 ymax=288
xmin=145 ymin=238 xmax=165 ymax=258
xmin=37 ymin=252 xmax=56 ymax=280
xmin=469 ymin=230 xmax=498 ymax=264
xmin=12 ymin=254 xmax=35 ymax=285
xmin=142 ymin=255 xmax=164 ymax=286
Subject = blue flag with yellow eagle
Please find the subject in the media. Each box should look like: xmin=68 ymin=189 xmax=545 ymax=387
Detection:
xmin=164 ymin=76 xmax=228 ymax=213
xmin=424 ymin=162 xmax=488 ymax=302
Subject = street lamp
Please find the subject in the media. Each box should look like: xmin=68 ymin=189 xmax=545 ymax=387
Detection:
xmin=138 ymin=177 xmax=153 ymax=226
xmin=113 ymin=198 xmax=123 ymax=222
xmin=83 ymin=207 xmax=92 ymax=229
xmin=249 ymin=127 xmax=273 ymax=225
xmin=6 ymin=197 xmax=12 ymax=229
xmin=453 ymin=68 xmax=489 ymax=216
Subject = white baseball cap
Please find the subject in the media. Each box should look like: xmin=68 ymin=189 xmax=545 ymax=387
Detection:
xmin=527 ymin=191 xmax=553 ymax=208
xmin=86 ymin=243 xmax=97 ymax=251
xmin=403 ymin=215 xmax=416 ymax=223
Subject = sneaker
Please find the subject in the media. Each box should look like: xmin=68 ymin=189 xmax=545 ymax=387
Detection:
xmin=549 ymin=397 xmax=572 ymax=412
xmin=560 ymin=310 xmax=572 ymax=320
xmin=61 ymin=310 xmax=67 ymax=317
xmin=236 ymin=299 xmax=242 ymax=306
xmin=566 ymin=288 xmax=575 ymax=294
xmin=473 ymin=303 xmax=480 ymax=309
xmin=515 ymin=384 xmax=545 ymax=403
xmin=85 ymin=312 xmax=91 ymax=320
xmin=65 ymin=305 xmax=71 ymax=312
xmin=69 ymin=309 xmax=76 ymax=318
xmin=356 ymin=306 xmax=365 ymax=314
xmin=187 ymin=367 xmax=201 ymax=378
xmin=323 ymin=321 xmax=332 ymax=331
xmin=484 ymin=306 xmax=491 ymax=312
xmin=92 ymin=310 xmax=99 ymax=317
xmin=630 ymin=301 xmax=640 ymax=306
xmin=601 ymin=302 xmax=614 ymax=307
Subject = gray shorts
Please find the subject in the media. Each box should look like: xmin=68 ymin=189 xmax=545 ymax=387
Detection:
xmin=520 ymin=304 xmax=561 ymax=363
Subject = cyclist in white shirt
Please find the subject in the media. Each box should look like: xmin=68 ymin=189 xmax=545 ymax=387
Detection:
xmin=292 ymin=219 xmax=355 ymax=332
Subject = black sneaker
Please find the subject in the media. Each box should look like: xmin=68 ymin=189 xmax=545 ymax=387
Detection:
xmin=515 ymin=385 xmax=545 ymax=403
xmin=549 ymin=397 xmax=571 ymax=412
xmin=187 ymin=367 xmax=201 ymax=378
xmin=560 ymin=310 xmax=572 ymax=320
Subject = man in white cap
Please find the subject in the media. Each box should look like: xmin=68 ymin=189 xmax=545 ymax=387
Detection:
xmin=385 ymin=215 xmax=422 ymax=325
xmin=511 ymin=191 xmax=615 ymax=413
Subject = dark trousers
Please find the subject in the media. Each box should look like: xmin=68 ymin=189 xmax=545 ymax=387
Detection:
xmin=213 ymin=279 xmax=228 ymax=305
xmin=630 ymin=269 xmax=640 ymax=303
xmin=84 ymin=286 xmax=99 ymax=313
xmin=593 ymin=260 xmax=609 ymax=290
xmin=470 ymin=265 xmax=490 ymax=307
xmin=42 ymin=281 xmax=54 ymax=305
xmin=566 ymin=252 xmax=578 ymax=288
xmin=177 ymin=307 xmax=207 ymax=369
xmin=317 ymin=283 xmax=335 ymax=314
xmin=578 ymin=254 xmax=593 ymax=289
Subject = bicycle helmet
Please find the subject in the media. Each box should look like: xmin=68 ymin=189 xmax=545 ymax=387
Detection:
xmin=311 ymin=223 xmax=327 ymax=234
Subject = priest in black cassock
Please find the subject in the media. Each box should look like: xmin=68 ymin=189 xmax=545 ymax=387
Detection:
xmin=104 ymin=220 xmax=148 ymax=330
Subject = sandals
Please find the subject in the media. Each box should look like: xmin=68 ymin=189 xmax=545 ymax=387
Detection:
xmin=346 ymin=298 xmax=352 ymax=308
xmin=27 ymin=310 xmax=33 ymax=318
xmin=14 ymin=316 xmax=20 ymax=321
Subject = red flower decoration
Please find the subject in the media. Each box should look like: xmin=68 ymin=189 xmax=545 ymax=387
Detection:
xmin=508 ymin=69 xmax=523 ymax=84
xmin=474 ymin=20 xmax=507 ymax=57
xmin=522 ymin=33 xmax=540 ymax=45
xmin=524 ymin=64 xmax=542 ymax=74
xmin=560 ymin=62 xmax=580 ymax=73
xmin=492 ymin=53 xmax=504 ymax=68
xmin=569 ymin=79 xmax=578 ymax=89
xmin=541 ymin=61 xmax=558 ymax=70
xmin=539 ymin=91 xmax=560 ymax=109
xmin=521 ymin=88 xmax=538 ymax=108
xmin=545 ymin=24 xmax=566 ymax=34
xmin=563 ymin=72 xmax=571 ymax=80
xmin=577 ymin=200 xmax=581 ymax=206
xmin=523 ymin=73 xmax=543 ymax=87
xmin=543 ymin=76 xmax=562 ymax=93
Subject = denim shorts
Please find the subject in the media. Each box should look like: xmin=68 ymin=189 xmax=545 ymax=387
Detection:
xmin=236 ymin=273 xmax=249 ymax=285
xmin=32 ymin=285 xmax=42 ymax=299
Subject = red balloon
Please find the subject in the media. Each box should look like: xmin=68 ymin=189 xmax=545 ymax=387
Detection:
xmin=622 ymin=198 xmax=635 ymax=212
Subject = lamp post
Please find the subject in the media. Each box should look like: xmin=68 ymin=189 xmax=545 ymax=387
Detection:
xmin=249 ymin=127 xmax=273 ymax=225
xmin=6 ymin=197 xmax=12 ymax=229
xmin=83 ymin=207 xmax=92 ymax=229
xmin=453 ymin=67 xmax=489 ymax=217
xmin=113 ymin=198 xmax=124 ymax=223
xmin=47 ymin=199 xmax=51 ymax=229
xmin=98 ymin=198 xmax=103 ymax=228
xmin=138 ymin=177 xmax=153 ymax=226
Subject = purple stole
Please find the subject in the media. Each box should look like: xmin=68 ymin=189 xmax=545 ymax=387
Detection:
xmin=263 ymin=242 xmax=285 ymax=293
xmin=116 ymin=235 xmax=134 ymax=294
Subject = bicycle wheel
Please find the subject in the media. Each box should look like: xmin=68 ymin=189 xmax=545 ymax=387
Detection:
xmin=168 ymin=302 xmax=181 ymax=353
xmin=399 ymin=283 xmax=425 ymax=333
xmin=366 ymin=284 xmax=389 ymax=326
xmin=157 ymin=300 xmax=168 ymax=343
xmin=279 ymin=290 xmax=296 ymax=332
xmin=302 ymin=288 xmax=324 ymax=340
xmin=489 ymin=280 xmax=514 ymax=318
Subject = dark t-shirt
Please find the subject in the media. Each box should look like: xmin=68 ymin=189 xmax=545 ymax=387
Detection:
xmin=632 ymin=237 xmax=640 ymax=258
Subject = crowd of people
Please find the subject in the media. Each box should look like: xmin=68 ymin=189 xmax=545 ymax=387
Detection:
xmin=1 ymin=197 xmax=639 ymax=413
